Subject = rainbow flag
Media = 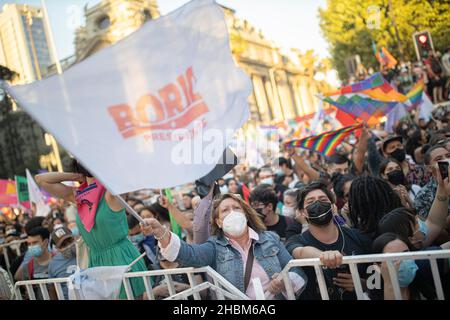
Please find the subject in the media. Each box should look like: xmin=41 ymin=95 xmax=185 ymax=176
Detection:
xmin=376 ymin=47 xmax=397 ymax=69
xmin=321 ymin=73 xmax=407 ymax=125
xmin=406 ymin=79 xmax=425 ymax=111
xmin=284 ymin=123 xmax=363 ymax=158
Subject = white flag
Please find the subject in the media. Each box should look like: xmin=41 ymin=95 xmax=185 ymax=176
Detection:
xmin=418 ymin=93 xmax=433 ymax=121
xmin=6 ymin=0 xmax=251 ymax=194
xmin=26 ymin=169 xmax=50 ymax=217
xmin=310 ymin=99 xmax=325 ymax=135
xmin=385 ymin=103 xmax=407 ymax=133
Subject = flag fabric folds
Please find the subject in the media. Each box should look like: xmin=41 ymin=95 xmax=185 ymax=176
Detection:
xmin=376 ymin=47 xmax=398 ymax=69
xmin=26 ymin=169 xmax=50 ymax=217
xmin=284 ymin=123 xmax=363 ymax=158
xmin=0 ymin=180 xmax=18 ymax=207
xmin=320 ymin=73 xmax=407 ymax=125
xmin=5 ymin=0 xmax=252 ymax=195
xmin=14 ymin=175 xmax=30 ymax=209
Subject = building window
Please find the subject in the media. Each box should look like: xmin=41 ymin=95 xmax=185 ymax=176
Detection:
xmin=97 ymin=15 xmax=110 ymax=30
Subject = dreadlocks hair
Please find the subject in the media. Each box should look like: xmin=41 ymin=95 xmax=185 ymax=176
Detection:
xmin=348 ymin=175 xmax=402 ymax=237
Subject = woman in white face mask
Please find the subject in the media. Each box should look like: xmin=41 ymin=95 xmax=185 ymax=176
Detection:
xmin=142 ymin=193 xmax=307 ymax=300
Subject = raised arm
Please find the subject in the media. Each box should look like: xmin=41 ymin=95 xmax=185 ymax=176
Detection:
xmin=193 ymin=186 xmax=214 ymax=244
xmin=424 ymin=165 xmax=450 ymax=247
xmin=353 ymin=124 xmax=369 ymax=175
xmin=287 ymin=148 xmax=320 ymax=182
xmin=35 ymin=172 xmax=84 ymax=203
xmin=159 ymin=196 xmax=193 ymax=231
xmin=141 ymin=218 xmax=215 ymax=268
xmin=367 ymin=133 xmax=384 ymax=176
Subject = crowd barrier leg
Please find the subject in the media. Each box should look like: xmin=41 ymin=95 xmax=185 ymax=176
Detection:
xmin=313 ymin=265 xmax=329 ymax=300
xmin=429 ymin=259 xmax=444 ymax=300
xmin=348 ymin=263 xmax=365 ymax=300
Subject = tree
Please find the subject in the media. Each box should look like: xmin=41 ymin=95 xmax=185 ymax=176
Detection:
xmin=318 ymin=0 xmax=450 ymax=81
xmin=0 ymin=65 xmax=68 ymax=178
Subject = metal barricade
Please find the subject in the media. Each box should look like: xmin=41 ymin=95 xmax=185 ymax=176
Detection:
xmin=13 ymin=266 xmax=249 ymax=300
xmin=280 ymin=249 xmax=450 ymax=300
xmin=0 ymin=240 xmax=27 ymax=279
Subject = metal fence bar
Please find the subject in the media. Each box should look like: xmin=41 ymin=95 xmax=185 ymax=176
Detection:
xmin=348 ymin=263 xmax=364 ymax=300
xmin=14 ymin=287 xmax=22 ymax=300
xmin=123 ymin=278 xmax=134 ymax=300
xmin=280 ymin=249 xmax=450 ymax=300
xmin=211 ymin=276 xmax=225 ymax=300
xmin=165 ymin=274 xmax=176 ymax=296
xmin=314 ymin=265 xmax=329 ymax=300
xmin=2 ymin=250 xmax=12 ymax=280
xmin=282 ymin=271 xmax=295 ymax=300
xmin=385 ymin=260 xmax=402 ymax=300
xmin=54 ymin=282 xmax=65 ymax=300
xmin=164 ymin=282 xmax=213 ymax=300
xmin=25 ymin=284 xmax=35 ymax=300
xmin=202 ymin=266 xmax=249 ymax=300
xmin=186 ymin=273 xmax=201 ymax=300
xmin=39 ymin=283 xmax=50 ymax=300
xmin=429 ymin=259 xmax=444 ymax=300
xmin=143 ymin=276 xmax=155 ymax=300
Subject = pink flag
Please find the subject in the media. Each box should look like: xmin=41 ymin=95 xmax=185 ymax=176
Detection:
xmin=75 ymin=179 xmax=106 ymax=232
xmin=0 ymin=180 xmax=18 ymax=207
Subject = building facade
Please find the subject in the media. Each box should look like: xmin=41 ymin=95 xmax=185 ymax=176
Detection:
xmin=75 ymin=0 xmax=160 ymax=62
xmin=74 ymin=0 xmax=322 ymax=124
xmin=0 ymin=4 xmax=53 ymax=84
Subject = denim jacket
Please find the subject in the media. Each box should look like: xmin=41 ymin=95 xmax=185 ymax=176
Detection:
xmin=175 ymin=230 xmax=307 ymax=298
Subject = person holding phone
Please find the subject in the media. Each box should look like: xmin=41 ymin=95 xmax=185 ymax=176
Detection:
xmin=286 ymin=182 xmax=373 ymax=300
xmin=414 ymin=145 xmax=450 ymax=219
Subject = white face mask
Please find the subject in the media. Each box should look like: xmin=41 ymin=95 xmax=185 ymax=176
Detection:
xmin=261 ymin=177 xmax=274 ymax=185
xmin=282 ymin=205 xmax=295 ymax=218
xmin=219 ymin=185 xmax=229 ymax=194
xmin=221 ymin=211 xmax=247 ymax=238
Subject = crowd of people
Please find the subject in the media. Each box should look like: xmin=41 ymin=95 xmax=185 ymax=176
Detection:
xmin=0 ymin=72 xmax=450 ymax=300
xmin=0 ymin=101 xmax=449 ymax=301
xmin=351 ymin=49 xmax=450 ymax=104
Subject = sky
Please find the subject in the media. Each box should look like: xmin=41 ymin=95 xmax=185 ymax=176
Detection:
xmin=0 ymin=0 xmax=329 ymax=61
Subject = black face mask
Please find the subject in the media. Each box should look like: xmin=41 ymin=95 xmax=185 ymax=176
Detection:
xmin=387 ymin=169 xmax=406 ymax=186
xmin=389 ymin=148 xmax=406 ymax=162
xmin=305 ymin=201 xmax=333 ymax=226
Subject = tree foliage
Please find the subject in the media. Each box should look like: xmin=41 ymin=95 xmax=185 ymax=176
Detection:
xmin=318 ymin=0 xmax=450 ymax=81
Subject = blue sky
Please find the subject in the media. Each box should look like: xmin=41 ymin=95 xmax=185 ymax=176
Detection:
xmin=1 ymin=0 xmax=329 ymax=60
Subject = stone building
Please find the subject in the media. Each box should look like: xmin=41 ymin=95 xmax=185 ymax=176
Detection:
xmin=74 ymin=0 xmax=322 ymax=124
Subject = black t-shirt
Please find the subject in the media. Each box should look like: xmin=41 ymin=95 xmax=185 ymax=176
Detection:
xmin=266 ymin=215 xmax=294 ymax=242
xmin=286 ymin=220 xmax=303 ymax=241
xmin=286 ymin=225 xmax=373 ymax=300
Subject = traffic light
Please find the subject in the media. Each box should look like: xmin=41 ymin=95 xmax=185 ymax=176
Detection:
xmin=413 ymin=31 xmax=434 ymax=61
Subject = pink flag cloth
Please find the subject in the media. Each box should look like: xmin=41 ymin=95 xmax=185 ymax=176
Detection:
xmin=75 ymin=179 xmax=106 ymax=232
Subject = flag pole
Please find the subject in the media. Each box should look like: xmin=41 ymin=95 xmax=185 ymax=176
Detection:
xmin=116 ymin=195 xmax=146 ymax=225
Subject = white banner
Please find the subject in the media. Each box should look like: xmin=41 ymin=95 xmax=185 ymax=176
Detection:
xmin=6 ymin=0 xmax=251 ymax=194
xmin=26 ymin=169 xmax=50 ymax=217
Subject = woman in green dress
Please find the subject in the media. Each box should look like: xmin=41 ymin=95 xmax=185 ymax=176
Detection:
xmin=35 ymin=161 xmax=146 ymax=299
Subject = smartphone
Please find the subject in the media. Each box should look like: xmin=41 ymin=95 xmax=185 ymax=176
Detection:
xmin=438 ymin=160 xmax=449 ymax=180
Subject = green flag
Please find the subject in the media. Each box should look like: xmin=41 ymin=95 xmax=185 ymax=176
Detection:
xmin=14 ymin=175 xmax=29 ymax=203
xmin=164 ymin=188 xmax=182 ymax=238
